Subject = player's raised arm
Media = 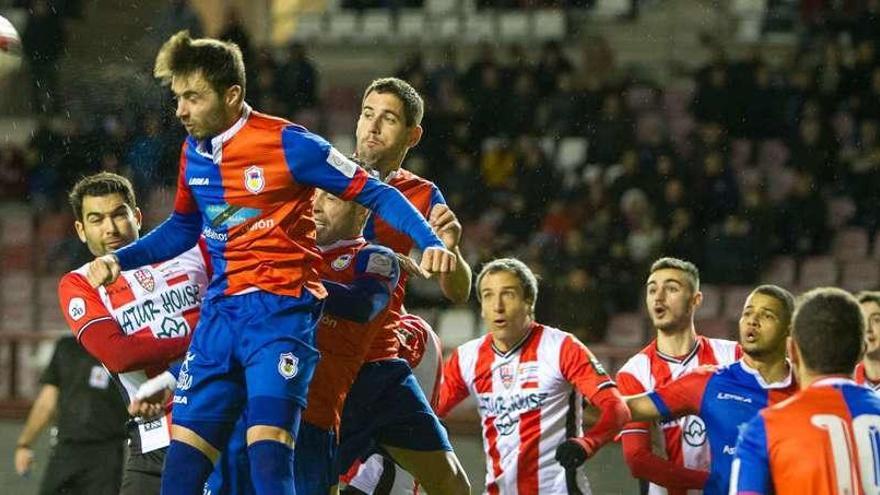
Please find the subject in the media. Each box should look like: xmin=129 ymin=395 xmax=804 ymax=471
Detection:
xmin=428 ymin=201 xmax=472 ymax=303
xmin=281 ymin=125 xmax=455 ymax=274
xmin=103 ymin=146 xmax=203 ymax=283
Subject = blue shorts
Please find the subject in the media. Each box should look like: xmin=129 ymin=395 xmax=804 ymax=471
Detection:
xmin=336 ymin=358 xmax=451 ymax=475
xmin=172 ymin=290 xmax=322 ymax=424
xmin=294 ymin=421 xmax=338 ymax=494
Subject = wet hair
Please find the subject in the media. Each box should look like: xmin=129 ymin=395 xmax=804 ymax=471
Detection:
xmin=792 ymin=287 xmax=865 ymax=375
xmin=154 ymin=30 xmax=246 ymax=98
xmin=68 ymin=172 xmax=137 ymax=221
xmin=649 ymin=257 xmax=700 ymax=292
xmin=363 ymin=77 xmax=424 ymax=127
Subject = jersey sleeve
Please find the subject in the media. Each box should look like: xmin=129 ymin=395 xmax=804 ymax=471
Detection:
xmin=559 ymin=335 xmax=616 ymax=401
xmin=322 ymin=245 xmax=400 ymax=323
xmin=616 ymin=370 xmax=651 ymax=437
xmin=437 ymin=348 xmax=470 ymax=417
xmin=731 ymin=414 xmax=771 ymax=495
xmin=115 ymin=146 xmax=201 ymax=270
xmin=429 ymin=184 xmax=446 ymax=208
xmin=58 ymin=272 xmax=115 ymax=340
xmin=647 ymin=365 xmax=715 ymax=419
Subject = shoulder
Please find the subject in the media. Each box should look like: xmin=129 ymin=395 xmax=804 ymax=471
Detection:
xmin=704 ymin=337 xmax=740 ymax=363
xmin=58 ymin=269 xmax=95 ymax=297
xmin=248 ymin=110 xmax=293 ymax=131
xmin=356 ymin=244 xmax=399 ymax=278
xmin=391 ymin=168 xmax=436 ymax=190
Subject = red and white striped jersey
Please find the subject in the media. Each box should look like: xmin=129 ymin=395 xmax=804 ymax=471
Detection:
xmin=616 ymin=335 xmax=740 ymax=495
xmin=438 ymin=322 xmax=616 ymax=495
xmin=854 ymin=361 xmax=880 ymax=391
xmin=58 ymin=245 xmax=209 ymax=453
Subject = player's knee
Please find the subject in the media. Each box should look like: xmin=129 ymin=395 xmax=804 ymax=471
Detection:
xmin=411 ymin=452 xmax=470 ymax=495
xmin=171 ymin=422 xmax=225 ymax=463
xmin=245 ymin=396 xmax=302 ymax=448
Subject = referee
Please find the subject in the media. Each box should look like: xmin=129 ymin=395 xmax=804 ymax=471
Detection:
xmin=14 ymin=335 xmax=128 ymax=494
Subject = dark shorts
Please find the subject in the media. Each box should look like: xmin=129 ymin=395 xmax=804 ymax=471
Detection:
xmin=337 ymin=359 xmax=451 ymax=475
xmin=120 ymin=448 xmax=166 ymax=495
xmin=40 ymin=440 xmax=124 ymax=495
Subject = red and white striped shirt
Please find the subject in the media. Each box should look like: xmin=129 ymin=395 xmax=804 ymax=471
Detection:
xmin=616 ymin=335 xmax=740 ymax=495
xmin=58 ymin=244 xmax=209 ymax=453
xmin=438 ymin=322 xmax=616 ymax=494
xmin=854 ymin=361 xmax=880 ymax=391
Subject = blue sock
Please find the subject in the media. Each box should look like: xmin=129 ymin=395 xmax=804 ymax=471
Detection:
xmin=161 ymin=440 xmax=215 ymax=495
xmin=248 ymin=440 xmax=295 ymax=495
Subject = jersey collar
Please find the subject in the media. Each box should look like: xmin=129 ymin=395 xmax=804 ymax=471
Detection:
xmin=490 ymin=321 xmax=539 ymax=358
xmin=810 ymin=376 xmax=857 ymax=388
xmin=317 ymin=236 xmax=366 ymax=253
xmin=655 ymin=337 xmax=702 ymax=366
xmin=738 ymin=358 xmax=794 ymax=389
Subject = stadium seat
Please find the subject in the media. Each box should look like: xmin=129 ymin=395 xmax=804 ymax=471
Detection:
xmin=696 ymin=318 xmax=733 ymax=340
xmin=397 ymin=10 xmax=426 ymax=40
xmin=840 ymin=260 xmax=880 ymax=293
xmin=326 ymin=12 xmax=359 ymax=42
xmin=760 ymin=255 xmax=797 ymax=287
xmin=426 ymin=0 xmax=457 ymax=14
xmin=360 ymin=11 xmax=393 ymax=41
xmin=463 ymin=13 xmax=496 ymax=43
xmin=722 ymin=285 xmax=753 ymax=321
xmin=498 ymin=12 xmax=530 ymax=42
xmin=436 ymin=308 xmax=478 ymax=349
xmin=832 ymin=227 xmax=869 ymax=262
xmin=590 ymin=0 xmax=629 ymax=19
xmin=799 ymin=256 xmax=839 ymax=288
xmin=0 ymin=207 xmax=34 ymax=248
xmin=606 ymin=312 xmax=647 ymax=347
xmin=432 ymin=15 xmax=461 ymax=42
xmin=697 ymin=284 xmax=722 ymax=319
xmin=532 ymin=10 xmax=566 ymax=41
xmin=554 ymin=137 xmax=589 ymax=173
xmin=827 ymin=196 xmax=857 ymax=230
xmin=292 ymin=13 xmax=325 ymax=42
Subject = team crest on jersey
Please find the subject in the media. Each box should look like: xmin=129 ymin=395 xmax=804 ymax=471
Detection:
xmin=133 ymin=269 xmax=156 ymax=292
xmin=499 ymin=364 xmax=515 ymax=389
xmin=278 ymin=352 xmax=299 ymax=379
xmin=331 ymin=254 xmax=354 ymax=271
xmin=68 ymin=297 xmax=86 ymax=321
xmin=244 ymin=165 xmax=265 ymax=194
xmin=683 ymin=416 xmax=707 ymax=447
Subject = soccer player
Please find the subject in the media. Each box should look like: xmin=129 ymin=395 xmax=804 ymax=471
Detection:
xmin=437 ymin=258 xmax=631 ymax=493
xmin=855 ymin=291 xmax=880 ymax=390
xmin=86 ymin=32 xmax=456 ymax=495
xmin=57 ymin=172 xmax=208 ymax=494
xmin=731 ymin=287 xmax=880 ymax=495
xmin=616 ymin=257 xmax=740 ymax=495
xmin=335 ymin=77 xmax=472 ymax=494
xmin=14 ymin=336 xmax=128 ymax=495
xmin=625 ymin=285 xmax=798 ymax=494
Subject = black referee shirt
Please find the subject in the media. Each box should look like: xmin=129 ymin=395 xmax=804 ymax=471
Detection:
xmin=40 ymin=336 xmax=128 ymax=444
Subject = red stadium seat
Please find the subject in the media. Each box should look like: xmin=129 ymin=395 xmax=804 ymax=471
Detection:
xmin=696 ymin=318 xmax=734 ymax=340
xmin=799 ymin=256 xmax=839 ymax=289
xmin=832 ymin=227 xmax=869 ymax=262
xmin=697 ymin=284 xmax=722 ymax=319
xmin=760 ymin=256 xmax=797 ymax=287
xmin=840 ymin=260 xmax=880 ymax=293
xmin=606 ymin=312 xmax=647 ymax=347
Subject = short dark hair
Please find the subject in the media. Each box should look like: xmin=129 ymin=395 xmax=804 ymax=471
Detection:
xmin=856 ymin=291 xmax=880 ymax=307
xmin=792 ymin=287 xmax=865 ymax=375
xmin=68 ymin=172 xmax=137 ymax=221
xmin=154 ymin=30 xmax=246 ymax=97
xmin=363 ymin=77 xmax=424 ymax=127
xmin=751 ymin=284 xmax=796 ymax=324
xmin=649 ymin=257 xmax=700 ymax=292
xmin=476 ymin=258 xmax=539 ymax=313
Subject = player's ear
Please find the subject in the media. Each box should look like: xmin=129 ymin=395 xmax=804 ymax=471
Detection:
xmin=786 ymin=336 xmax=798 ymax=365
xmin=692 ymin=289 xmax=703 ymax=309
xmin=225 ymin=84 xmax=243 ymax=107
xmin=407 ymin=124 xmax=423 ymax=148
xmin=74 ymin=220 xmax=87 ymax=244
xmin=134 ymin=207 xmax=143 ymax=231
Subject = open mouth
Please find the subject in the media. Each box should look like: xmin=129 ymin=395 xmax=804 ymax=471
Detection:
xmin=744 ymin=330 xmax=758 ymax=343
xmin=493 ymin=318 xmax=507 ymax=327
xmin=653 ymin=307 xmax=667 ymax=319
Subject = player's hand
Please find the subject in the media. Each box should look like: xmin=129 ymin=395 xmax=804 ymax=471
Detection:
xmin=86 ymin=254 xmax=121 ymax=288
xmin=396 ymin=253 xmax=431 ymax=279
xmin=555 ymin=437 xmax=593 ymax=469
xmin=419 ymin=246 xmax=457 ymax=275
xmin=428 ymin=204 xmax=462 ymax=250
xmin=128 ymin=371 xmax=176 ymax=420
xmin=14 ymin=446 xmax=34 ymax=476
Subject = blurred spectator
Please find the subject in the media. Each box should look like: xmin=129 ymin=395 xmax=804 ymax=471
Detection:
xmin=278 ymin=43 xmax=319 ymax=116
xmin=152 ymin=0 xmax=203 ymax=45
xmin=22 ymin=0 xmax=66 ymax=113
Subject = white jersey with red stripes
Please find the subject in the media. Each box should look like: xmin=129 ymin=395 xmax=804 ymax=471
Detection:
xmin=854 ymin=361 xmax=880 ymax=391
xmin=616 ymin=335 xmax=740 ymax=495
xmin=346 ymin=321 xmax=443 ymax=494
xmin=439 ymin=322 xmax=615 ymax=495
xmin=57 ymin=244 xmax=208 ymax=453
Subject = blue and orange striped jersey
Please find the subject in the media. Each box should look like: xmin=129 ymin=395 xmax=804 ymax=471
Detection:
xmin=647 ymin=361 xmax=797 ymax=494
xmin=115 ymin=105 xmax=443 ymax=301
xmin=731 ymin=378 xmax=880 ymax=495
xmin=362 ymin=168 xmax=445 ymax=362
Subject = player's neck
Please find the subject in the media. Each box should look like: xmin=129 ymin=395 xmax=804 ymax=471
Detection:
xmin=864 ymin=356 xmax=880 ymax=381
xmin=743 ymin=352 xmax=790 ymax=384
xmin=655 ymin=325 xmax=697 ymax=358
xmin=491 ymin=319 xmax=533 ymax=353
xmin=377 ymin=161 xmax=402 ymax=181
